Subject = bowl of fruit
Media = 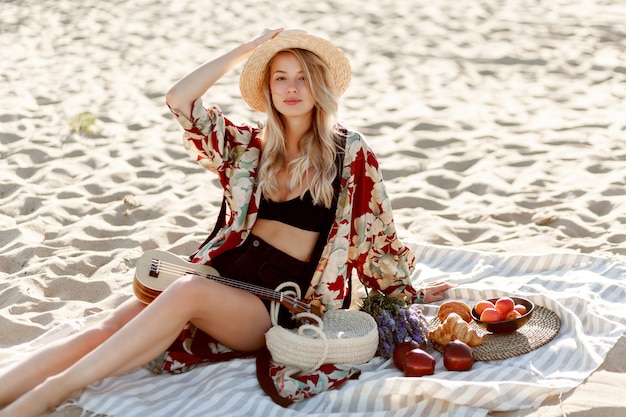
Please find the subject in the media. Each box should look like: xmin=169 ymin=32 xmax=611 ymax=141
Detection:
xmin=471 ymin=296 xmax=534 ymax=333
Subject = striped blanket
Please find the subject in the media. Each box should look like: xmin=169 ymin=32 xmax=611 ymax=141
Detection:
xmin=5 ymin=242 xmax=626 ymax=417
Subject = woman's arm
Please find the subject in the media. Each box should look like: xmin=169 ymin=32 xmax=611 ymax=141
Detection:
xmin=165 ymin=28 xmax=284 ymax=119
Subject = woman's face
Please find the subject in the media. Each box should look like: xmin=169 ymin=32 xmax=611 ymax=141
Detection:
xmin=268 ymin=52 xmax=315 ymax=119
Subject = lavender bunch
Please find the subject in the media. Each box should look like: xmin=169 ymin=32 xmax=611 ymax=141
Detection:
xmin=361 ymin=294 xmax=432 ymax=359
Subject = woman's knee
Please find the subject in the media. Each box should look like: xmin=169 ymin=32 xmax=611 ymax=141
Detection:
xmin=75 ymin=325 xmax=117 ymax=352
xmin=162 ymin=275 xmax=214 ymax=307
xmin=95 ymin=299 xmax=145 ymax=338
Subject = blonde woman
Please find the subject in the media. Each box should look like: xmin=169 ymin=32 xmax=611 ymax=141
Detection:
xmin=0 ymin=28 xmax=451 ymax=416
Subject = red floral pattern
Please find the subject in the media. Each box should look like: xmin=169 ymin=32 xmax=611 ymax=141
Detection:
xmin=170 ymin=98 xmax=417 ymax=311
xmin=269 ymin=362 xmax=361 ymax=402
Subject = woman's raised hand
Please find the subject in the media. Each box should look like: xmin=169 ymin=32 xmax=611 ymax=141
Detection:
xmin=253 ymin=28 xmax=285 ymax=44
xmin=247 ymin=27 xmax=285 ymax=50
xmin=166 ymin=28 xmax=286 ymax=118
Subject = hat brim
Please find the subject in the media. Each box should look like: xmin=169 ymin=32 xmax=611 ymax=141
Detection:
xmin=239 ymin=30 xmax=351 ymax=113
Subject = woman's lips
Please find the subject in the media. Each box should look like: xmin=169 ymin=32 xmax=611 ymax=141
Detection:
xmin=283 ymin=98 xmax=302 ymax=105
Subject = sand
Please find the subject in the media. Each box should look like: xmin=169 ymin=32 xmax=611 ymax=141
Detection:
xmin=1 ymin=0 xmax=625 ymax=415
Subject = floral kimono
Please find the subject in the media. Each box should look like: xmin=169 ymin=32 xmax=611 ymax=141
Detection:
xmin=154 ymin=99 xmax=418 ymax=402
xmin=173 ymin=98 xmax=417 ymax=311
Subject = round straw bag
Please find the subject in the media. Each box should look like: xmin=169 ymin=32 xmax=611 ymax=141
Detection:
xmin=265 ymin=310 xmax=379 ymax=372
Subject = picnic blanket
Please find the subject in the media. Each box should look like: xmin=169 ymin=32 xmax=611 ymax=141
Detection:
xmin=2 ymin=242 xmax=625 ymax=417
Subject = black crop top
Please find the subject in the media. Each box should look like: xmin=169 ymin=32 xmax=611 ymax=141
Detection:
xmin=257 ymin=191 xmax=332 ymax=232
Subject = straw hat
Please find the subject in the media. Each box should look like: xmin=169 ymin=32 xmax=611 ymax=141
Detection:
xmin=239 ymin=30 xmax=351 ymax=113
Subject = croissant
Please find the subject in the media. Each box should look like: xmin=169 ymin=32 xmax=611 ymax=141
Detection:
xmin=437 ymin=300 xmax=472 ymax=324
xmin=429 ymin=312 xmax=483 ymax=347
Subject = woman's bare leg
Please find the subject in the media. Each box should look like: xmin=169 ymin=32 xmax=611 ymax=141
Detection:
xmin=0 ymin=276 xmax=271 ymax=417
xmin=0 ymin=298 xmax=145 ymax=408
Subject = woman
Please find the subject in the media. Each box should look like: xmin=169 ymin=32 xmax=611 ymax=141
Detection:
xmin=0 ymin=28 xmax=452 ymax=416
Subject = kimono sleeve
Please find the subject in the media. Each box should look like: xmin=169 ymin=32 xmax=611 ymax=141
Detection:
xmin=347 ymin=137 xmax=418 ymax=301
xmin=169 ymin=98 xmax=258 ymax=174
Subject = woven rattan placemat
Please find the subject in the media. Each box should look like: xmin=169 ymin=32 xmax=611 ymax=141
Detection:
xmin=429 ymin=305 xmax=561 ymax=361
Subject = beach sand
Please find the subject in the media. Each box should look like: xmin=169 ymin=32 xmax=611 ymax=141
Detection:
xmin=1 ymin=0 xmax=625 ymax=415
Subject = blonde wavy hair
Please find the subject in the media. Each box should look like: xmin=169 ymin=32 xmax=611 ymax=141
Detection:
xmin=257 ymin=48 xmax=343 ymax=209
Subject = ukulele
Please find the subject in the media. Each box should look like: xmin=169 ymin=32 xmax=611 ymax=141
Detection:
xmin=133 ymin=249 xmax=311 ymax=314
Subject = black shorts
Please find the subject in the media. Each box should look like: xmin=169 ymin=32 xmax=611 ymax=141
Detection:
xmin=209 ymin=234 xmax=310 ymax=327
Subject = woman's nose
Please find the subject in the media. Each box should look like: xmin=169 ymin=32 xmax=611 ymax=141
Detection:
xmin=286 ymin=79 xmax=301 ymax=93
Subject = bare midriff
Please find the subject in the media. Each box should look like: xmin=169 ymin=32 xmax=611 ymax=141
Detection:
xmin=250 ymin=218 xmax=319 ymax=262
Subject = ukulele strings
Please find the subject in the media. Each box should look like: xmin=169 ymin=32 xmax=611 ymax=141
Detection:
xmin=152 ymin=261 xmax=307 ymax=307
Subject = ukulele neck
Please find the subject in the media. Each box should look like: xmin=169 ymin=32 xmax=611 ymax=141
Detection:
xmin=148 ymin=256 xmax=310 ymax=314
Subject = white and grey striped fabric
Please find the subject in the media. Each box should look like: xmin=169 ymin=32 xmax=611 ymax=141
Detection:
xmin=5 ymin=242 xmax=626 ymax=417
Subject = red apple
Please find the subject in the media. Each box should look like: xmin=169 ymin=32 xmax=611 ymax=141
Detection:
xmin=393 ymin=339 xmax=420 ymax=370
xmin=480 ymin=307 xmax=501 ymax=322
xmin=403 ymin=348 xmax=436 ymax=377
xmin=495 ymin=297 xmax=515 ymax=316
xmin=443 ymin=340 xmax=474 ymax=371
